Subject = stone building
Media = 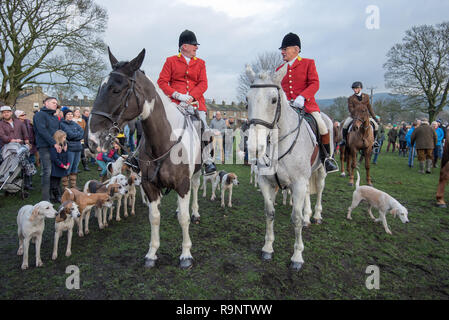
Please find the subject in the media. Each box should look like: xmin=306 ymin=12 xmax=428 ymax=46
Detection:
xmin=14 ymin=86 xmax=48 ymax=115
xmin=59 ymin=95 xmax=93 ymax=111
xmin=205 ymin=99 xmax=247 ymax=122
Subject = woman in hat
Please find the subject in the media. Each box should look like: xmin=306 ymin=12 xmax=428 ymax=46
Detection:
xmin=60 ymin=108 xmax=84 ymax=189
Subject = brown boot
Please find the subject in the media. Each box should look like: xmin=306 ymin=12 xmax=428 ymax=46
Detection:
xmin=61 ymin=176 xmax=69 ymax=190
xmin=69 ymin=173 xmax=79 ymax=190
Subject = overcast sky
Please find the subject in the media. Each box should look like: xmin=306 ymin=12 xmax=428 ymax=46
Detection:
xmin=95 ymin=0 xmax=449 ymax=103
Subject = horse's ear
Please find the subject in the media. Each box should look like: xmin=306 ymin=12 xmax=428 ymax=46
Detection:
xmin=273 ymin=63 xmax=287 ymax=85
xmin=246 ymin=64 xmax=256 ymax=83
xmin=130 ymin=49 xmax=146 ymax=71
xmin=108 ymin=47 xmax=119 ymax=68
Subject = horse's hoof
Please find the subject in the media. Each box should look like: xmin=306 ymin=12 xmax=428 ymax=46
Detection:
xmin=144 ymin=258 xmax=157 ymax=269
xmin=180 ymin=258 xmax=193 ymax=269
xmin=290 ymin=261 xmax=303 ymax=271
xmin=314 ymin=219 xmax=323 ymax=225
xmin=340 ymin=173 xmax=346 ymax=177
xmin=190 ymin=215 xmax=200 ymax=224
xmin=261 ymin=251 xmax=273 ymax=261
xmin=436 ymin=203 xmax=447 ymax=208
xmin=303 ymin=220 xmax=311 ymax=227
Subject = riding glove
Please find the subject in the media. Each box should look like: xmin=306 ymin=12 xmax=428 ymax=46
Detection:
xmin=172 ymin=91 xmax=193 ymax=102
xmin=293 ymin=95 xmax=305 ymax=109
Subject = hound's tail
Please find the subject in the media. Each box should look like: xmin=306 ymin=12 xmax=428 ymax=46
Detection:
xmin=355 ymin=170 xmax=360 ymax=189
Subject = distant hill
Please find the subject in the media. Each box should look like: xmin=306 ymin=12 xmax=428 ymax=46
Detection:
xmin=317 ymin=92 xmax=404 ymax=108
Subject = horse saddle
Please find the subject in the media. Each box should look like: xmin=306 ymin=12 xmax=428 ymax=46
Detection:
xmin=348 ymin=119 xmax=376 ymax=132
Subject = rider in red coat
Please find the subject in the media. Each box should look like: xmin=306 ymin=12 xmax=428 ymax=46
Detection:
xmin=157 ymin=30 xmax=216 ymax=175
xmin=276 ymin=32 xmax=338 ymax=173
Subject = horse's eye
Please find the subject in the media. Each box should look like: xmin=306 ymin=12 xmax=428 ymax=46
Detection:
xmin=112 ymin=88 xmax=121 ymax=94
xmin=272 ymin=97 xmax=277 ymax=104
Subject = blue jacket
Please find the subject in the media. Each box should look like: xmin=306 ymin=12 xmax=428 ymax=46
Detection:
xmin=406 ymin=127 xmax=415 ymax=147
xmin=436 ymin=127 xmax=444 ymax=146
xmin=33 ymin=107 xmax=61 ymax=149
xmin=60 ymin=120 xmax=84 ymax=152
xmin=50 ymin=146 xmax=69 ymax=177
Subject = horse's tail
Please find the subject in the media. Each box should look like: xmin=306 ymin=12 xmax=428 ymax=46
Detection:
xmin=355 ymin=170 xmax=360 ymax=189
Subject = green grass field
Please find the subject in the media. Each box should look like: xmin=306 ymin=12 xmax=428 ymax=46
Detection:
xmin=1 ymin=145 xmax=448 ymax=300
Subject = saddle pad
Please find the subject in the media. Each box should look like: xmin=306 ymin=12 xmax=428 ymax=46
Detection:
xmin=304 ymin=113 xmax=319 ymax=144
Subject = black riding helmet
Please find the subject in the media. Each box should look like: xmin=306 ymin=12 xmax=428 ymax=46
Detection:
xmin=352 ymin=81 xmax=363 ymax=89
xmin=179 ymin=30 xmax=200 ymax=48
xmin=279 ymin=32 xmax=301 ymax=49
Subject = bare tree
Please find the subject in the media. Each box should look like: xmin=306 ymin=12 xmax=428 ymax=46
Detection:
xmin=324 ymin=96 xmax=347 ymax=122
xmin=0 ymin=0 xmax=108 ymax=105
xmin=384 ymin=21 xmax=449 ymax=122
xmin=237 ymin=51 xmax=284 ymax=103
xmin=373 ymin=98 xmax=404 ymax=124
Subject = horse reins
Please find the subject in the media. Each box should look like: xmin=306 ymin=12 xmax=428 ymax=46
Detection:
xmin=248 ymin=84 xmax=309 ymax=190
xmin=91 ymin=68 xmax=188 ymax=185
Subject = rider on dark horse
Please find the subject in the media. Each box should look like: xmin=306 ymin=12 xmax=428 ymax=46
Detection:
xmin=341 ymin=81 xmax=379 ymax=147
xmin=276 ymin=32 xmax=338 ymax=173
xmin=157 ymin=29 xmax=217 ymax=175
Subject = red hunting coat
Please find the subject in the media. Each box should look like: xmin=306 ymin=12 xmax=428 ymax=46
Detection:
xmin=276 ymin=56 xmax=320 ymax=113
xmin=157 ymin=53 xmax=208 ymax=112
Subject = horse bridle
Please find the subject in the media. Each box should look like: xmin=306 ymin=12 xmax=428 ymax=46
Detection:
xmin=248 ymin=84 xmax=282 ymax=129
xmin=90 ymin=70 xmax=142 ymax=138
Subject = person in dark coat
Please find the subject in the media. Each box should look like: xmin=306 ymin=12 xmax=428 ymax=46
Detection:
xmin=411 ymin=118 xmax=437 ymax=174
xmin=398 ymin=123 xmax=408 ymax=157
xmin=15 ymin=109 xmax=37 ymax=190
xmin=50 ymin=130 xmax=70 ymax=203
xmin=60 ymin=109 xmax=84 ymax=189
xmin=386 ymin=125 xmax=398 ymax=152
xmin=33 ymin=97 xmax=61 ymax=202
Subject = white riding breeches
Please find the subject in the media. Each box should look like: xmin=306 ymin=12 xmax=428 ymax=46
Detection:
xmin=342 ymin=117 xmax=378 ymax=131
xmin=311 ymin=112 xmax=328 ymax=135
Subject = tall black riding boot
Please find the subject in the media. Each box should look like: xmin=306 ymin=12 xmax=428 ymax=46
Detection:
xmin=321 ymin=133 xmax=339 ymax=173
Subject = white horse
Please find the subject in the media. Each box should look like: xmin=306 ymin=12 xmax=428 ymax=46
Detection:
xmin=246 ymin=64 xmax=332 ymax=270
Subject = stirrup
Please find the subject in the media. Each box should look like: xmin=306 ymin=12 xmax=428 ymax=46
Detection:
xmin=324 ymin=157 xmax=339 ymax=173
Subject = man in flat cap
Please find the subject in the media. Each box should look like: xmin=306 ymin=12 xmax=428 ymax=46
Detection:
xmin=276 ymin=32 xmax=338 ymax=173
xmin=157 ymin=29 xmax=217 ymax=175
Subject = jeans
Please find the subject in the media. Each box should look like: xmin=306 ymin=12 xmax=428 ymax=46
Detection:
xmin=408 ymin=146 xmax=416 ymax=167
xmin=38 ymin=147 xmax=52 ymax=201
xmin=434 ymin=145 xmax=443 ymax=162
xmin=372 ymin=138 xmax=384 ymax=164
xmin=97 ymin=160 xmax=108 ymax=177
xmin=67 ymin=151 xmax=81 ymax=174
xmin=128 ymin=134 xmax=135 ymax=152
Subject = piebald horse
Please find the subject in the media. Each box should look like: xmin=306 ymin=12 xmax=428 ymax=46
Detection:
xmin=88 ymin=48 xmax=203 ymax=269
xmin=245 ymin=64 xmax=332 ymax=271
